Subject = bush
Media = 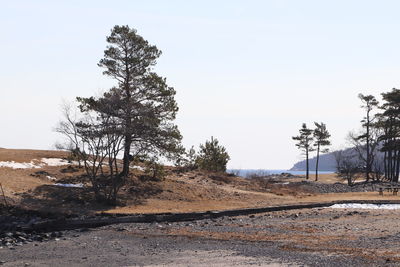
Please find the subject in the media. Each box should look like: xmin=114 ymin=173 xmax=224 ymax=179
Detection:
xmin=196 ymin=137 xmax=230 ymax=172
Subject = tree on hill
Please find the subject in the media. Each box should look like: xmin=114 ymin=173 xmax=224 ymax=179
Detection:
xmin=196 ymin=137 xmax=230 ymax=172
xmin=57 ymin=25 xmax=183 ymax=204
xmin=313 ymin=122 xmax=331 ymax=181
xmin=292 ymin=123 xmax=314 ymax=179
xmin=79 ymin=25 xmax=183 ymax=179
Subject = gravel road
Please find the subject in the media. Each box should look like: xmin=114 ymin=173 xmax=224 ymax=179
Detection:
xmin=2 ymin=207 xmax=398 ymax=266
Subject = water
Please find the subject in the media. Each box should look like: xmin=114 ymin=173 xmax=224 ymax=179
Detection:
xmin=228 ymin=169 xmax=335 ymax=178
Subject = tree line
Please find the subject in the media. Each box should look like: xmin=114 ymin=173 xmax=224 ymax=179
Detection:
xmin=294 ymin=89 xmax=400 ymax=185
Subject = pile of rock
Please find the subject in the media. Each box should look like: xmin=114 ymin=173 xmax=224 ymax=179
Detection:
xmin=0 ymin=231 xmax=63 ymax=249
xmin=293 ymin=181 xmax=375 ymax=194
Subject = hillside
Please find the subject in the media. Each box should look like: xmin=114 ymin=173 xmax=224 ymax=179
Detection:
xmin=0 ymin=148 xmax=395 ymax=217
xmin=0 ymin=148 xmax=296 ymax=214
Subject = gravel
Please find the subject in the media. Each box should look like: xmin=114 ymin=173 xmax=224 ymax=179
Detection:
xmin=2 ymin=208 xmax=398 ymax=266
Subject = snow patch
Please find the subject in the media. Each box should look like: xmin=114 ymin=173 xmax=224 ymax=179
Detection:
xmin=41 ymin=158 xmax=76 ymax=166
xmin=54 ymin=183 xmax=84 ymax=188
xmin=329 ymin=203 xmax=400 ymax=210
xmin=46 ymin=176 xmax=57 ymax=181
xmin=130 ymin=166 xmax=145 ymax=171
xmin=0 ymin=158 xmax=77 ymax=169
xmin=0 ymin=161 xmax=40 ymax=169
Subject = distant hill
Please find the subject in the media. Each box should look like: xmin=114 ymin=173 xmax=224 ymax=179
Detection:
xmin=290 ymin=152 xmax=337 ymax=171
xmin=290 ymin=146 xmax=386 ymax=171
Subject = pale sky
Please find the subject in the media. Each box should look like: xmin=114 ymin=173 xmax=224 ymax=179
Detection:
xmin=1 ymin=0 xmax=400 ymax=169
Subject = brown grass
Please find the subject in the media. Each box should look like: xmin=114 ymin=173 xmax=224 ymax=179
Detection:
xmin=0 ymin=148 xmax=398 ymax=215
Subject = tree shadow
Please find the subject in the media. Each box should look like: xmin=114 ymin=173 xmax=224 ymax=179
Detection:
xmin=17 ymin=178 xmax=164 ymax=216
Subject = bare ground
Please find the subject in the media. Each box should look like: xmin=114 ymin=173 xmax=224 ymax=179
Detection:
xmin=1 ymin=207 xmax=399 ymax=266
xmin=1 ymin=148 xmax=400 ymax=266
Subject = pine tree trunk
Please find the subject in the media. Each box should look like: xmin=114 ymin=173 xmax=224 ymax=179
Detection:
xmin=384 ymin=151 xmax=387 ymax=180
xmin=366 ymin=116 xmax=370 ymax=182
xmin=121 ymin=135 xmax=132 ymax=178
xmin=396 ymin=149 xmax=400 ymax=183
xmin=306 ymin=147 xmax=309 ymax=180
xmin=315 ymin=143 xmax=320 ymax=181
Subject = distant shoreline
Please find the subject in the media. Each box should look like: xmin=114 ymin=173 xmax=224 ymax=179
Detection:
xmin=228 ymin=169 xmax=335 ymax=177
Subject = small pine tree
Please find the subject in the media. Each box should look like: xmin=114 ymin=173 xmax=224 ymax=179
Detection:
xmin=313 ymin=122 xmax=331 ymax=181
xmin=292 ymin=123 xmax=314 ymax=179
xmin=197 ymin=137 xmax=230 ymax=172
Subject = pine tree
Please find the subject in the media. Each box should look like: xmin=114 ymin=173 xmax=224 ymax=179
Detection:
xmin=78 ymin=25 xmax=182 ymax=180
xmin=292 ymin=123 xmax=314 ymax=179
xmin=357 ymin=94 xmax=379 ymax=181
xmin=377 ymin=88 xmax=400 ymax=182
xmin=196 ymin=137 xmax=230 ymax=172
xmin=313 ymin=122 xmax=331 ymax=181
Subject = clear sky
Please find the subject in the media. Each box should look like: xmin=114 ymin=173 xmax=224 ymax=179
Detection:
xmin=1 ymin=0 xmax=400 ymax=169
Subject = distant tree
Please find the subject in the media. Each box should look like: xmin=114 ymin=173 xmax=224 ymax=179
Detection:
xmin=292 ymin=123 xmax=314 ymax=179
xmin=196 ymin=137 xmax=230 ymax=172
xmin=354 ymin=94 xmax=379 ymax=182
xmin=313 ymin=122 xmax=331 ymax=181
xmin=376 ymin=88 xmax=400 ymax=182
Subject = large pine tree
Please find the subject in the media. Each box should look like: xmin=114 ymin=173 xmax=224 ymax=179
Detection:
xmin=78 ymin=25 xmax=182 ymax=180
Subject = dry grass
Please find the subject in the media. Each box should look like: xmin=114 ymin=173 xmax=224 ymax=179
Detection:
xmin=0 ymin=148 xmax=398 ymax=215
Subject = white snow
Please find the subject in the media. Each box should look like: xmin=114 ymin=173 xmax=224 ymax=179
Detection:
xmin=0 ymin=158 xmax=77 ymax=169
xmin=41 ymin=158 xmax=76 ymax=166
xmin=130 ymin=166 xmax=145 ymax=171
xmin=46 ymin=176 xmax=57 ymax=181
xmin=0 ymin=161 xmax=40 ymax=169
xmin=54 ymin=183 xmax=84 ymax=188
xmin=329 ymin=203 xmax=400 ymax=210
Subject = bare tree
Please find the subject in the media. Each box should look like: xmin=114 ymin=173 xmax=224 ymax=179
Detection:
xmin=348 ymin=127 xmax=380 ymax=182
xmin=54 ymin=101 xmax=85 ymax=167
xmin=333 ymin=150 xmax=362 ymax=186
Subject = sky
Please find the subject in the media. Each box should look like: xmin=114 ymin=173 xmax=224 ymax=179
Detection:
xmin=2 ymin=0 xmax=400 ymax=169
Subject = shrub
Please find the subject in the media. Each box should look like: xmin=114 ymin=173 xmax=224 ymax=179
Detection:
xmin=196 ymin=137 xmax=230 ymax=172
